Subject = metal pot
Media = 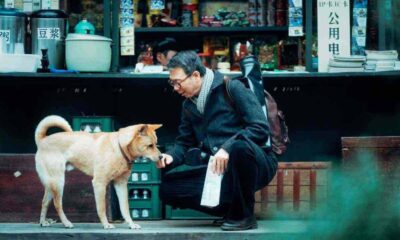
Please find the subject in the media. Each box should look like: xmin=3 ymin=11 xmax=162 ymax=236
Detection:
xmin=0 ymin=8 xmax=27 ymax=54
xmin=66 ymin=33 xmax=112 ymax=72
xmin=30 ymin=9 xmax=68 ymax=69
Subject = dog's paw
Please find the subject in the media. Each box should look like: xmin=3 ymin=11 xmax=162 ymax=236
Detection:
xmin=40 ymin=221 xmax=51 ymax=227
xmin=129 ymin=222 xmax=141 ymax=229
xmin=63 ymin=221 xmax=74 ymax=228
xmin=40 ymin=218 xmax=57 ymax=227
xmin=103 ymin=223 xmax=115 ymax=229
xmin=47 ymin=218 xmax=57 ymax=224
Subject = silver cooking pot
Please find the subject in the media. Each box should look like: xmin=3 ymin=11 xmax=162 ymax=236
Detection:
xmin=0 ymin=8 xmax=27 ymax=54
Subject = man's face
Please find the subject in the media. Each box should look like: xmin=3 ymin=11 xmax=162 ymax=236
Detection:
xmin=157 ymin=50 xmax=177 ymax=67
xmin=169 ymin=67 xmax=202 ymax=98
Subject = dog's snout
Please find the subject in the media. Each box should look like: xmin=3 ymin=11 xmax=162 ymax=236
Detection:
xmin=158 ymin=155 xmax=163 ymax=160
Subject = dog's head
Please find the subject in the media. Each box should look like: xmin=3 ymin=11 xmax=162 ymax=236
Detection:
xmin=118 ymin=124 xmax=162 ymax=162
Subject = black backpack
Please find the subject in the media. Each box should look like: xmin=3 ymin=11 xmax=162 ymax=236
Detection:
xmin=223 ymin=57 xmax=289 ymax=155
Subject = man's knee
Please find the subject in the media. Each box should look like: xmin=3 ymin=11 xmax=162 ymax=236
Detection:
xmin=230 ymin=140 xmax=253 ymax=164
xmin=230 ymin=140 xmax=251 ymax=154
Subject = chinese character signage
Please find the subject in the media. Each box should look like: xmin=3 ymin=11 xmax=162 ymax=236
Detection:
xmin=37 ymin=28 xmax=61 ymax=40
xmin=317 ymin=0 xmax=350 ymax=72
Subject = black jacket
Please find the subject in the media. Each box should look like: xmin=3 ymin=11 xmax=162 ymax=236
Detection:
xmin=167 ymin=71 xmax=272 ymax=165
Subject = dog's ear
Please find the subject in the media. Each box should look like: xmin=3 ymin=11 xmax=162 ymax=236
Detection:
xmin=138 ymin=124 xmax=148 ymax=136
xmin=137 ymin=124 xmax=161 ymax=135
xmin=119 ymin=124 xmax=160 ymax=147
xmin=148 ymin=124 xmax=162 ymax=131
xmin=118 ymin=126 xmax=136 ymax=148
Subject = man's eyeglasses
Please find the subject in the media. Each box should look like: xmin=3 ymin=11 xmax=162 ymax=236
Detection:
xmin=168 ymin=74 xmax=191 ymax=89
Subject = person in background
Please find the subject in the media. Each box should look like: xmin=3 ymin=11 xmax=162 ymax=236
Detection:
xmin=156 ymin=51 xmax=277 ymax=231
xmin=153 ymin=37 xmax=179 ymax=68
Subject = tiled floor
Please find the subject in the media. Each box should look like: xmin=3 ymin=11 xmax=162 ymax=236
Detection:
xmin=0 ymin=220 xmax=310 ymax=240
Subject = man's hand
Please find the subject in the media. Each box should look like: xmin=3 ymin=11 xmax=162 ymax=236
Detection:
xmin=212 ymin=148 xmax=229 ymax=175
xmin=156 ymin=153 xmax=173 ymax=168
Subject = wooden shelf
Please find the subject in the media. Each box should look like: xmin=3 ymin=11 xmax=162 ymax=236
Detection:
xmin=0 ymin=71 xmax=399 ymax=87
xmin=135 ymin=26 xmax=288 ymax=34
xmin=1 ymin=71 xmax=399 ymax=79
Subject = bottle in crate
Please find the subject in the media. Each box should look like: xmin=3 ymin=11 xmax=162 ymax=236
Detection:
xmin=129 ymin=157 xmax=160 ymax=184
xmin=128 ymin=184 xmax=162 ymax=220
xmin=72 ymin=116 xmax=115 ymax=132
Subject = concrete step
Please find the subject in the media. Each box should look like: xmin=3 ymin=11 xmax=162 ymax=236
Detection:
xmin=0 ymin=220 xmax=309 ymax=240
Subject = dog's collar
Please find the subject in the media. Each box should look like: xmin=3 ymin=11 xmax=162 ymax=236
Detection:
xmin=118 ymin=141 xmax=134 ymax=164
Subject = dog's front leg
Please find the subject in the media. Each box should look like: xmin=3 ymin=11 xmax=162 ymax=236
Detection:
xmin=92 ymin=179 xmax=115 ymax=229
xmin=114 ymin=174 xmax=141 ymax=229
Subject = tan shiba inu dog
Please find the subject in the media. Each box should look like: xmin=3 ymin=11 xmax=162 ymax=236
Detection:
xmin=34 ymin=115 xmax=162 ymax=229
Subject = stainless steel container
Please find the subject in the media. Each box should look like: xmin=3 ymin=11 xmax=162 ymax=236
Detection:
xmin=0 ymin=8 xmax=27 ymax=54
xmin=30 ymin=10 xmax=68 ymax=69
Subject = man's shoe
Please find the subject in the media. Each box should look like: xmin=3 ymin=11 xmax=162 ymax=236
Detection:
xmin=212 ymin=217 xmax=225 ymax=226
xmin=220 ymin=216 xmax=258 ymax=231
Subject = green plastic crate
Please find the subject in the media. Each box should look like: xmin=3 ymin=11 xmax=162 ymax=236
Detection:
xmin=128 ymin=184 xmax=162 ymax=220
xmin=72 ymin=116 xmax=115 ymax=132
xmin=165 ymin=205 xmax=219 ymax=220
xmin=163 ymin=164 xmax=217 ymax=219
xmin=130 ymin=157 xmax=160 ymax=184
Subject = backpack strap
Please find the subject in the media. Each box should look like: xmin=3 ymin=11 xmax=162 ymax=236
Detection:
xmin=223 ymin=76 xmax=234 ymax=107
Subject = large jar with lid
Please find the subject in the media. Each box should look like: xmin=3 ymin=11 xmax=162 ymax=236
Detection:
xmin=30 ymin=9 xmax=68 ymax=69
xmin=0 ymin=8 xmax=27 ymax=54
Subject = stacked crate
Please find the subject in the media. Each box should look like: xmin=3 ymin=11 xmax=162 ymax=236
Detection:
xmin=72 ymin=116 xmax=115 ymax=133
xmin=165 ymin=205 xmax=218 ymax=220
xmin=163 ymin=164 xmax=218 ymax=220
xmin=128 ymin=157 xmax=162 ymax=220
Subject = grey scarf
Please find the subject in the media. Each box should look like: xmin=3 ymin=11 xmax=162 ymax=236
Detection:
xmin=194 ymin=68 xmax=214 ymax=114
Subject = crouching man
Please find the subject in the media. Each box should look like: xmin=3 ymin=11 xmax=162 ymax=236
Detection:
xmin=157 ymin=51 xmax=277 ymax=231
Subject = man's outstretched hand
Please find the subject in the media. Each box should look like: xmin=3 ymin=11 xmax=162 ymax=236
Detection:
xmin=156 ymin=153 xmax=173 ymax=168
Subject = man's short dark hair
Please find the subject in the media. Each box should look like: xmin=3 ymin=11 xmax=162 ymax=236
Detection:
xmin=167 ymin=51 xmax=206 ymax=77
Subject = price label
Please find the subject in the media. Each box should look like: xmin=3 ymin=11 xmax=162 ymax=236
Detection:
xmin=0 ymin=30 xmax=11 ymax=44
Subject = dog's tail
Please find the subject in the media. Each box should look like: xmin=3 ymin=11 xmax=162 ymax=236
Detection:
xmin=35 ymin=115 xmax=73 ymax=145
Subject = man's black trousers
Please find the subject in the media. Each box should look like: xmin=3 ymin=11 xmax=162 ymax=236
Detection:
xmin=160 ymin=140 xmax=278 ymax=220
